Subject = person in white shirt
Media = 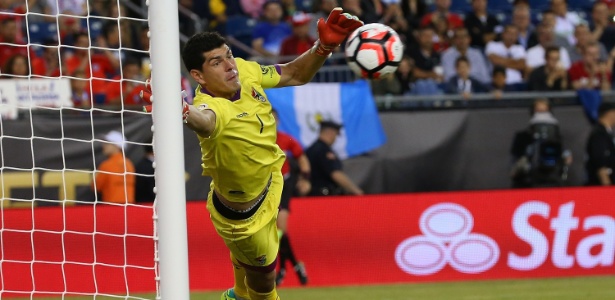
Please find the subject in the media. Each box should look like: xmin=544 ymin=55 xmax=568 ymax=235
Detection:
xmin=486 ymin=25 xmax=527 ymax=85
xmin=551 ymin=0 xmax=584 ymax=46
xmin=526 ymin=23 xmax=571 ymax=71
xmin=441 ymin=27 xmax=491 ymax=84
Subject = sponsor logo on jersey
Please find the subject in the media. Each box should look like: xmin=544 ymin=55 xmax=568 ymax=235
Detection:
xmin=236 ymin=112 xmax=248 ymax=118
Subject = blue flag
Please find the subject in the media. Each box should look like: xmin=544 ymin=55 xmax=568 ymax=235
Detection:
xmin=265 ymin=80 xmax=386 ymax=159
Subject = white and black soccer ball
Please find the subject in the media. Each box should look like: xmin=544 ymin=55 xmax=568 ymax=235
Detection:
xmin=345 ymin=23 xmax=404 ymax=79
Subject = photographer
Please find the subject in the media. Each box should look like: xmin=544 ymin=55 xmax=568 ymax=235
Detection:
xmin=510 ymin=99 xmax=572 ymax=188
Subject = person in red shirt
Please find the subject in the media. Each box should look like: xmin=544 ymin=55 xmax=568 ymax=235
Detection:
xmin=31 ymin=40 xmax=61 ymax=78
xmin=0 ymin=18 xmax=30 ymax=68
xmin=63 ymin=32 xmax=119 ymax=103
xmin=279 ymin=12 xmax=316 ymax=63
xmin=569 ymin=42 xmax=612 ymax=91
xmin=92 ymin=130 xmax=135 ymax=204
xmin=104 ymin=58 xmax=145 ymax=106
xmin=1 ymin=54 xmax=29 ymax=78
xmin=420 ymin=0 xmax=463 ymax=31
xmin=272 ymin=109 xmax=311 ymax=287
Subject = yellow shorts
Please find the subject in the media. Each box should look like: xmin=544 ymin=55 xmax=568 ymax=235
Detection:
xmin=206 ymin=171 xmax=282 ymax=271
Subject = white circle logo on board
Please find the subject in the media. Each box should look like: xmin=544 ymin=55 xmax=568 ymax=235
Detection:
xmin=395 ymin=203 xmax=499 ymax=275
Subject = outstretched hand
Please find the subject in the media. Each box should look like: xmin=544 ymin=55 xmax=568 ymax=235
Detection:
xmin=140 ymin=79 xmax=191 ymax=123
xmin=313 ymin=7 xmax=363 ymax=56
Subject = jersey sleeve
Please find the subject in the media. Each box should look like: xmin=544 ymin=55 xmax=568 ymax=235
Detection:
xmin=238 ymin=58 xmax=281 ymax=88
xmin=192 ymin=90 xmax=229 ymax=139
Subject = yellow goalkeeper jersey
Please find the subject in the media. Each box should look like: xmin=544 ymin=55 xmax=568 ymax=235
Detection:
xmin=192 ymin=58 xmax=285 ymax=203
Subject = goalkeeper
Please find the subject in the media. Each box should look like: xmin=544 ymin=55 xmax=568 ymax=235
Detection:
xmin=142 ymin=8 xmax=362 ymax=300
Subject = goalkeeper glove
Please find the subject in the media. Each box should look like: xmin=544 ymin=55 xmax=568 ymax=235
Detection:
xmin=313 ymin=7 xmax=363 ymax=57
xmin=140 ymin=78 xmax=191 ymax=123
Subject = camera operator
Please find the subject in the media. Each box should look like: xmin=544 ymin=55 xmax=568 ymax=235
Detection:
xmin=510 ymin=99 xmax=572 ymax=188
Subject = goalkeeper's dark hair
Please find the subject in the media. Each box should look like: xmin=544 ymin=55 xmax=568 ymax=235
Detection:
xmin=182 ymin=32 xmax=227 ymax=71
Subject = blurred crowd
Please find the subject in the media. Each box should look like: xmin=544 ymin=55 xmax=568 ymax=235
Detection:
xmin=2 ymin=0 xmax=615 ymax=106
xmin=182 ymin=0 xmax=615 ymax=98
xmin=0 ymin=0 xmax=162 ymax=108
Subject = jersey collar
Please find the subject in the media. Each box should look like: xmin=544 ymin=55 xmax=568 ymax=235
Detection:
xmin=200 ymin=85 xmax=241 ymax=101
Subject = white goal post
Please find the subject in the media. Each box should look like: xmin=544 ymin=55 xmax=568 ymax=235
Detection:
xmin=0 ymin=0 xmax=190 ymax=298
xmin=148 ymin=0 xmax=190 ymax=299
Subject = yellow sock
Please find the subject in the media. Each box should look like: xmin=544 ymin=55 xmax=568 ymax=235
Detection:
xmin=246 ymin=285 xmax=279 ymax=300
xmin=230 ymin=254 xmax=250 ymax=299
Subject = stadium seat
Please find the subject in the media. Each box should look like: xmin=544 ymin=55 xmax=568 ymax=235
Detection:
xmin=528 ymin=0 xmax=550 ymax=11
xmin=27 ymin=22 xmax=57 ymax=45
xmin=83 ymin=17 xmax=105 ymax=40
xmin=225 ymin=15 xmax=257 ymax=58
xmin=449 ymin=0 xmax=472 ymax=14
xmin=488 ymin=0 xmax=513 ymax=13
xmin=568 ymin=0 xmax=594 ymax=11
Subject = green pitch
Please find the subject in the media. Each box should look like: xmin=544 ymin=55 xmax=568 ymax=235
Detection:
xmin=25 ymin=275 xmax=615 ymax=300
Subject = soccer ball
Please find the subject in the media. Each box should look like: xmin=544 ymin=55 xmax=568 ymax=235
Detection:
xmin=345 ymin=23 xmax=404 ymax=79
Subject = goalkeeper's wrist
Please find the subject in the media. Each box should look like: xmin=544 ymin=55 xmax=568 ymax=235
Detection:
xmin=311 ymin=40 xmax=336 ymax=57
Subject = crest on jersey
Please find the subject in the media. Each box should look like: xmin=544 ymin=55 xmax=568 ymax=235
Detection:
xmin=251 ymin=87 xmax=266 ymax=102
xmin=256 ymin=255 xmax=267 ymax=265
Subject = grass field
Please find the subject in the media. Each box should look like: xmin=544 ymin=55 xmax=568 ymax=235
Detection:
xmin=24 ymin=275 xmax=615 ymax=300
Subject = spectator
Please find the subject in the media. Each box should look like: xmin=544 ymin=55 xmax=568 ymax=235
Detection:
xmin=444 ymin=56 xmax=490 ymax=97
xmin=64 ymin=32 xmax=118 ymax=103
xmin=92 ymin=130 xmax=135 ymax=204
xmin=135 ymin=143 xmax=156 ymax=202
xmin=251 ymin=0 xmax=292 ymax=57
xmin=486 ymin=25 xmax=527 ymax=86
xmin=569 ymin=42 xmax=611 ymax=91
xmin=372 ymin=55 xmax=414 ymax=95
xmin=309 ymin=0 xmax=337 ymax=40
xmin=398 ymin=0 xmax=427 ymax=44
xmin=241 ymin=0 xmax=268 ymax=18
xmin=100 ymin=21 xmax=125 ymax=63
xmin=105 ymin=57 xmax=145 ymax=105
xmin=0 ymin=17 xmax=30 ymax=68
xmin=1 ymin=54 xmax=29 ymax=78
xmin=586 ymin=102 xmax=615 ymax=186
xmin=22 ymin=0 xmax=54 ymax=22
xmin=463 ymin=0 xmax=499 ymax=49
xmin=567 ymin=24 xmax=609 ymax=63
xmin=279 ymin=12 xmax=315 ymax=61
xmin=340 ymin=0 xmax=382 ymax=25
xmin=306 ymin=121 xmax=363 ymax=196
xmin=551 ymin=0 xmax=584 ymax=46
xmin=527 ymin=46 xmax=569 ymax=91
xmin=47 ymin=0 xmax=87 ymax=16
xmin=590 ymin=2 xmax=615 ymax=52
xmin=430 ymin=12 xmax=451 ymax=53
xmin=441 ymin=27 xmax=491 ymax=84
xmin=419 ymin=0 xmax=463 ymax=31
xmin=511 ymin=4 xmax=535 ymax=49
xmin=510 ymin=99 xmax=572 ymax=188
xmin=407 ymin=26 xmax=443 ymax=95
xmin=125 ymin=26 xmax=151 ymax=78
xmin=32 ymin=39 xmax=61 ymax=77
xmin=491 ymin=65 xmax=523 ymax=98
xmin=382 ymin=0 xmax=408 ymax=35
xmin=526 ymin=23 xmax=571 ymax=71
xmin=70 ymin=70 xmax=91 ymax=108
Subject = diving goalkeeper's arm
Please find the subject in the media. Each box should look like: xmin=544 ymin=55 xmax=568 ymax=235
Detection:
xmin=276 ymin=7 xmax=363 ymax=87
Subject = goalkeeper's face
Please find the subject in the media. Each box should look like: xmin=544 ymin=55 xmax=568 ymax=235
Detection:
xmin=195 ymin=45 xmax=241 ymax=98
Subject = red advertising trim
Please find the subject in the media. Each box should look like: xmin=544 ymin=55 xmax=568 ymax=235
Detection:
xmin=1 ymin=187 xmax=614 ymax=296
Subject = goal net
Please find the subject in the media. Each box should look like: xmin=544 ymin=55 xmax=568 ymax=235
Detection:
xmin=0 ymin=0 xmax=188 ymax=298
